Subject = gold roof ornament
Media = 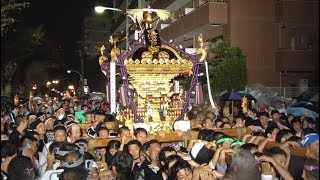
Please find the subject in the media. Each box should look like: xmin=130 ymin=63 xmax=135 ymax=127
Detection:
xmin=109 ymin=35 xmax=127 ymax=48
xmin=196 ymin=35 xmax=207 ymax=62
xmin=99 ymin=45 xmax=108 ymax=66
xmin=127 ymin=5 xmax=170 ymax=26
xmin=143 ymin=11 xmax=153 ymax=29
xmin=100 ymin=45 xmax=106 ymax=56
xmin=109 ymin=35 xmax=122 ymax=61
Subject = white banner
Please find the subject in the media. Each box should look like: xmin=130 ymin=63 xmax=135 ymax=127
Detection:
xmin=110 ymin=61 xmax=116 ymax=113
xmin=174 ymin=80 xmax=179 ymax=94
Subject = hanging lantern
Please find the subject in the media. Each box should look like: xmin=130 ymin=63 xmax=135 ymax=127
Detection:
xmin=119 ymin=84 xmax=131 ymax=107
xmin=242 ymin=96 xmax=248 ymax=113
xmin=29 ymin=91 xmax=34 ymax=101
xmin=66 ymin=91 xmax=71 ymax=99
xmin=14 ymin=95 xmax=19 ymax=105
xmin=195 ymin=83 xmax=203 ymax=104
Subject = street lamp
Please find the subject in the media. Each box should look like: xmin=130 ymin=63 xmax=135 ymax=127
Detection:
xmin=67 ymin=69 xmax=83 ymax=96
xmin=94 ymin=3 xmax=135 ymax=50
xmin=68 ymin=85 xmax=74 ymax=90
xmin=95 ymin=6 xmax=122 ymax=13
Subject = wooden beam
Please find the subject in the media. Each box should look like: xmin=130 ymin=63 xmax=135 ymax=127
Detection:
xmin=85 ymin=127 xmax=306 ymax=158
xmin=262 ymin=140 xmax=307 ymax=157
xmin=87 ymin=128 xmax=253 ymax=149
xmin=78 ymin=122 xmax=119 ymax=131
xmin=78 ymin=123 xmax=92 ymax=131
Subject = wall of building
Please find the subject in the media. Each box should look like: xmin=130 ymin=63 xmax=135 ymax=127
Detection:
xmin=229 ymin=0 xmax=319 ymax=87
xmin=229 ymin=0 xmax=279 ymax=86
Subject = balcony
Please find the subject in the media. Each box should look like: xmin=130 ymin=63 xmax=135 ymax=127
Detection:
xmin=275 ymin=0 xmax=319 ymax=23
xmin=275 ymin=49 xmax=316 ymax=72
xmin=151 ymin=0 xmax=191 ymax=12
xmin=151 ymin=0 xmax=175 ymax=10
xmin=159 ymin=1 xmax=227 ymax=41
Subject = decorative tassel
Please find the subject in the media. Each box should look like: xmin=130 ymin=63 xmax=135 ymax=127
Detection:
xmin=119 ymin=84 xmax=127 ymax=107
xmin=106 ymin=84 xmax=110 ymax=103
xmin=119 ymin=84 xmax=132 ymax=107
xmin=195 ymin=83 xmax=203 ymax=104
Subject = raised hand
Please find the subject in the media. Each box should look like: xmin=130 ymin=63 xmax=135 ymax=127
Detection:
xmin=47 ymin=152 xmax=55 ymax=163
xmin=99 ymin=148 xmax=107 ymax=157
xmin=258 ymin=155 xmax=276 ymax=166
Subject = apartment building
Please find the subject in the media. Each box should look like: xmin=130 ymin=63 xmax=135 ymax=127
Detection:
xmin=100 ymin=0 xmax=319 ymax=88
xmin=154 ymin=0 xmax=319 ymax=88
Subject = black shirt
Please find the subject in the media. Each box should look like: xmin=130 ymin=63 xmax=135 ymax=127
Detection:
xmin=134 ymin=160 xmax=163 ymax=180
xmin=9 ymin=128 xmax=23 ymax=148
xmin=245 ymin=116 xmax=261 ymax=127
xmin=288 ymin=155 xmax=306 ymax=180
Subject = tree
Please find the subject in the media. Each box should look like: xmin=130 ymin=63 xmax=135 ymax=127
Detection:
xmin=207 ymin=40 xmax=248 ymax=95
xmin=1 ymin=0 xmax=45 ymax=97
xmin=1 ymin=0 xmax=29 ymax=36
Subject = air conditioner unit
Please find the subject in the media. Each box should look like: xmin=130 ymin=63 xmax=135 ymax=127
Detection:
xmin=185 ymin=8 xmax=194 ymax=15
xmin=298 ymin=79 xmax=308 ymax=93
xmin=185 ymin=48 xmax=197 ymax=54
xmin=160 ymin=24 xmax=169 ymax=29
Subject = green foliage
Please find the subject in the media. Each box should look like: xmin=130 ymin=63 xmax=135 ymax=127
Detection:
xmin=208 ymin=41 xmax=248 ymax=95
xmin=1 ymin=0 xmax=29 ymax=36
xmin=1 ymin=25 xmax=45 ymax=64
xmin=1 ymin=0 xmax=45 ymax=65
xmin=1 ymin=0 xmax=45 ymax=96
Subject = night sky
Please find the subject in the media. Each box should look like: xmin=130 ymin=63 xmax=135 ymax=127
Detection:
xmin=10 ymin=0 xmax=112 ymax=93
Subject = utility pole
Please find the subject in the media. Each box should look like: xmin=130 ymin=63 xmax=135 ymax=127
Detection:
xmin=125 ymin=0 xmax=129 ymax=50
xmin=78 ymin=50 xmax=84 ymax=96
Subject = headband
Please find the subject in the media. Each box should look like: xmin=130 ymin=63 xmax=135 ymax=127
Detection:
xmin=85 ymin=159 xmax=98 ymax=170
xmin=62 ymin=155 xmax=84 ymax=168
xmin=66 ymin=123 xmax=77 ymax=130
xmin=37 ymin=115 xmax=45 ymax=119
xmin=67 ymin=114 xmax=75 ymax=119
xmin=54 ymin=129 xmax=67 ymax=134
xmin=216 ymin=137 xmax=234 ymax=144
xmin=190 ymin=141 xmax=205 ymax=159
xmin=231 ymin=141 xmax=245 ymax=148
xmin=55 ymin=149 xmax=72 ymax=157
xmin=22 ymin=145 xmax=30 ymax=156
xmin=75 ymin=142 xmax=88 ymax=149
xmin=45 ymin=118 xmax=53 ymax=125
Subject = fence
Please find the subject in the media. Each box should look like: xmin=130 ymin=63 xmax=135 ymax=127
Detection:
xmin=246 ymin=86 xmax=319 ymax=99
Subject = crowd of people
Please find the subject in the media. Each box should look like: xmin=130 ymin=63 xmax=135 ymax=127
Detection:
xmin=0 ymin=96 xmax=319 ymax=180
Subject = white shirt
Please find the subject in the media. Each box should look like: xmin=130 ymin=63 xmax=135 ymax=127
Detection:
xmin=40 ymin=169 xmax=64 ymax=180
xmin=38 ymin=142 xmax=53 ymax=175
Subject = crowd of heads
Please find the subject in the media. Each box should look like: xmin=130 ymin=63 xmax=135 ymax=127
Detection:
xmin=0 ymin=97 xmax=319 ymax=180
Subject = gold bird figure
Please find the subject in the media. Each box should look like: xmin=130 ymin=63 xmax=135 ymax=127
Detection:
xmin=109 ymin=35 xmax=127 ymax=48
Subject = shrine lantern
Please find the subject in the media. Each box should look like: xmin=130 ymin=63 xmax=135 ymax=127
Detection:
xmin=14 ymin=95 xmax=19 ymax=105
xmin=242 ymin=96 xmax=248 ymax=113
